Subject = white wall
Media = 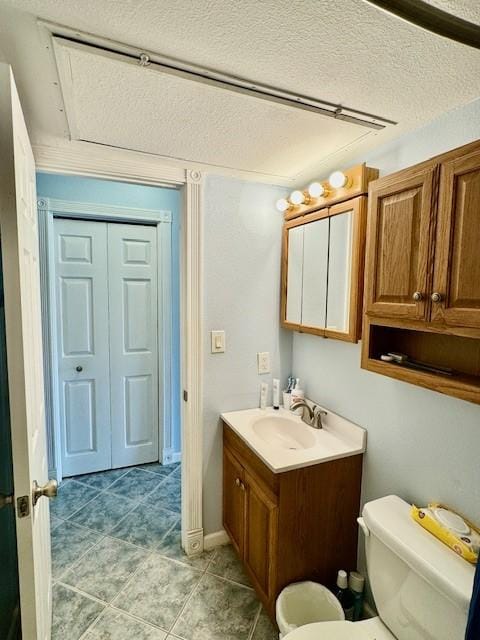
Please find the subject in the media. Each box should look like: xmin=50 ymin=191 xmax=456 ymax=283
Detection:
xmin=292 ymin=98 xmax=480 ymax=540
xmin=202 ymin=175 xmax=292 ymax=533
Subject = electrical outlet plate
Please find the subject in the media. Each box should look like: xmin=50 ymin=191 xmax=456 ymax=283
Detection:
xmin=257 ymin=351 xmax=270 ymax=374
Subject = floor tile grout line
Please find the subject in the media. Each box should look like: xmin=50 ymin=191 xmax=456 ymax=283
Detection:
xmin=109 ymin=550 xmax=159 ymax=609
xmin=205 ymin=567 xmax=255 ymax=591
xmin=167 ymin=565 xmax=209 ymax=637
xmin=53 ymin=531 xmax=108 ymax=583
xmin=247 ymin=603 xmax=263 ymax=640
xmin=106 ymin=603 xmax=171 ymax=634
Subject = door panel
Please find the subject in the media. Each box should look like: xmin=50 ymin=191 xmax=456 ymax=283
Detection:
xmin=326 ymin=211 xmax=353 ymax=332
xmin=365 ymin=168 xmax=435 ymax=319
xmin=223 ymin=446 xmax=245 ymax=556
xmin=54 ymin=218 xmax=111 ymax=476
xmin=301 ymin=218 xmax=329 ymax=329
xmin=432 ymin=149 xmax=480 ymax=328
xmin=109 ymin=224 xmax=159 ymax=467
xmin=0 ymin=64 xmax=51 ymax=640
xmin=285 ymin=225 xmax=303 ymax=325
xmin=244 ymin=471 xmax=277 ymax=602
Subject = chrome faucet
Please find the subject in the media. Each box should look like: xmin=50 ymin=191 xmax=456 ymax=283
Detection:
xmin=290 ymin=399 xmax=327 ymax=429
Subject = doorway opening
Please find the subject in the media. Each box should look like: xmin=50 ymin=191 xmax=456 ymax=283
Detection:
xmin=35 ymin=174 xmax=191 ymax=635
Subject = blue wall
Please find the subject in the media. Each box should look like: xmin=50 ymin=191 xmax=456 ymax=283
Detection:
xmin=37 ymin=173 xmax=182 ymax=458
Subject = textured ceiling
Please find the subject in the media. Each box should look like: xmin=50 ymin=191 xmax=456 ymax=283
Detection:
xmin=0 ymin=0 xmax=479 ymax=181
xmin=54 ymin=39 xmax=370 ymax=177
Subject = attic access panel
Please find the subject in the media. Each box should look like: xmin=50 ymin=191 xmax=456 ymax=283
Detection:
xmin=53 ymin=37 xmax=375 ymax=180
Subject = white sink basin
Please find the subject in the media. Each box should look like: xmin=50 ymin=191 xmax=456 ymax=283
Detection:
xmin=221 ymin=407 xmax=366 ymax=473
xmin=252 ymin=416 xmax=316 ymax=450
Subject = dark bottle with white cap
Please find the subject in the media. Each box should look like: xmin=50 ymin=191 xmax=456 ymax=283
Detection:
xmin=334 ymin=570 xmax=354 ymax=620
xmin=349 ymin=571 xmax=365 ymax=621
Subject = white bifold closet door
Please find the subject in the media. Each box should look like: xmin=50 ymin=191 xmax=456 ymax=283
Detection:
xmin=54 ymin=218 xmax=158 ymax=476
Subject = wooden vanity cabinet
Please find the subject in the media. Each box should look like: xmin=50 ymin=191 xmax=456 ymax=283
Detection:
xmin=223 ymin=422 xmax=363 ymax=620
xmin=362 ymin=139 xmax=480 ymax=404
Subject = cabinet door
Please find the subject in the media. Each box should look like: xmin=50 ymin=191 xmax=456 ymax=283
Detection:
xmin=431 ymin=149 xmax=480 ymax=328
xmin=244 ymin=471 xmax=278 ymax=603
xmin=365 ymin=168 xmax=436 ymax=319
xmin=283 ymin=225 xmax=304 ymax=326
xmin=223 ymin=446 xmax=245 ymax=556
xmin=301 ymin=217 xmax=329 ymax=330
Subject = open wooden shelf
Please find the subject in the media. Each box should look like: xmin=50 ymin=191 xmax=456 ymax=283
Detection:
xmin=362 ymin=320 xmax=480 ymax=404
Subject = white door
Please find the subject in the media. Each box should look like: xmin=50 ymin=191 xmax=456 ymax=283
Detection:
xmin=108 ymin=224 xmax=159 ymax=467
xmin=0 ymin=64 xmax=52 ymax=640
xmin=53 ymin=218 xmax=111 ymax=476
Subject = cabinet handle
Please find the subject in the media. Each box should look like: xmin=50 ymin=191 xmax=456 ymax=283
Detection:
xmin=235 ymin=478 xmax=241 ymax=487
xmin=412 ymin=291 xmax=423 ymax=302
xmin=240 ymin=482 xmax=246 ymax=491
xmin=431 ymin=292 xmax=443 ymax=303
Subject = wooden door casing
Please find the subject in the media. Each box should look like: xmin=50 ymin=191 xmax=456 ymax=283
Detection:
xmin=223 ymin=445 xmax=245 ymax=557
xmin=365 ymin=166 xmax=436 ymax=320
xmin=243 ymin=470 xmax=278 ymax=603
xmin=432 ymin=148 xmax=480 ymax=328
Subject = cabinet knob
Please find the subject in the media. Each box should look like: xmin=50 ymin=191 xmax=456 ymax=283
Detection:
xmin=235 ymin=478 xmax=241 ymax=487
xmin=240 ymin=482 xmax=246 ymax=491
xmin=412 ymin=291 xmax=423 ymax=302
xmin=431 ymin=292 xmax=443 ymax=303
xmin=76 ymin=365 xmax=83 ymax=372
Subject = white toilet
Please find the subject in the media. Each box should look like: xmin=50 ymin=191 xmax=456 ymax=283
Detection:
xmin=285 ymin=495 xmax=475 ymax=640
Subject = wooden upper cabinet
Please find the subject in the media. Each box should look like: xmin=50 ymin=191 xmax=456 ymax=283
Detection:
xmin=432 ymin=148 xmax=480 ymax=328
xmin=364 ymin=167 xmax=436 ymax=320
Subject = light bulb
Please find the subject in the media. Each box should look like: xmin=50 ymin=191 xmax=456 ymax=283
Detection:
xmin=308 ymin=182 xmax=325 ymax=198
xmin=290 ymin=190 xmax=305 ymax=205
xmin=328 ymin=170 xmax=348 ymax=189
xmin=276 ymin=198 xmax=290 ymax=212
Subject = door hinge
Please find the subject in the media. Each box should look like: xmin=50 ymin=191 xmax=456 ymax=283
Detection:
xmin=17 ymin=495 xmax=30 ymax=518
xmin=0 ymin=493 xmax=14 ymax=511
xmin=183 ymin=390 xmax=188 ymax=402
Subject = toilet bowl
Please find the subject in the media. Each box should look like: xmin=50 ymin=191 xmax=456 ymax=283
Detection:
xmin=286 ymin=495 xmax=474 ymax=639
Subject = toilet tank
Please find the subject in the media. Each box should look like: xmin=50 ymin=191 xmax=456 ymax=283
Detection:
xmin=362 ymin=495 xmax=474 ymax=640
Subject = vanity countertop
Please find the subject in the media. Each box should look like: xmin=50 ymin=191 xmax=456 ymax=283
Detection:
xmin=221 ymin=405 xmax=366 ymax=474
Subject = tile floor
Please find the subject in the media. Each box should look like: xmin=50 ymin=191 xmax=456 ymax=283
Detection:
xmin=50 ymin=462 xmax=278 ymax=640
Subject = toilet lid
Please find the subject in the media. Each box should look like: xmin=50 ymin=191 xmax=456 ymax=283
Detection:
xmin=283 ymin=621 xmax=372 ymax=640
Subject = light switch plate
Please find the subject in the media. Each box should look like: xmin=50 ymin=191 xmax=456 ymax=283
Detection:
xmin=257 ymin=352 xmax=270 ymax=374
xmin=211 ymin=330 xmax=225 ymax=353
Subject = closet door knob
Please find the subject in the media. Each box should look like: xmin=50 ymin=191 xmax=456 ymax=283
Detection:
xmin=76 ymin=366 xmax=83 ymax=372
xmin=431 ymin=292 xmax=443 ymax=303
xmin=412 ymin=291 xmax=423 ymax=302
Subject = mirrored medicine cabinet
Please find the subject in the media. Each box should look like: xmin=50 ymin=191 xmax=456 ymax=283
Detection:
xmin=281 ymin=196 xmax=366 ymax=342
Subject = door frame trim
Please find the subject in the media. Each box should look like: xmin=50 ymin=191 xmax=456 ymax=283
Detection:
xmin=38 ymin=198 xmax=174 ymax=476
xmin=35 ymin=143 xmax=204 ymax=555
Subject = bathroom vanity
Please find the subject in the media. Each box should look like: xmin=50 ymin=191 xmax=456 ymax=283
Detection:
xmin=222 ymin=407 xmax=366 ymax=619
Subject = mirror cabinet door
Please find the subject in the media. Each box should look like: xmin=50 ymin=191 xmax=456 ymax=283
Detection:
xmin=285 ymin=225 xmax=304 ymax=324
xmin=326 ymin=211 xmax=353 ymax=333
xmin=302 ymin=218 xmax=329 ymax=329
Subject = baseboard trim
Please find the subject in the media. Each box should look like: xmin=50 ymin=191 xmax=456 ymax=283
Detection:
xmin=203 ymin=529 xmax=230 ymax=550
xmin=162 ymin=447 xmax=181 ymax=465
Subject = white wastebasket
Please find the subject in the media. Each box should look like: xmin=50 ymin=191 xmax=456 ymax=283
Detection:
xmin=276 ymin=581 xmax=345 ymax=638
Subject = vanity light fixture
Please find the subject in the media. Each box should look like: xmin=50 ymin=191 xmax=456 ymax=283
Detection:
xmin=328 ymin=170 xmax=350 ymax=189
xmin=308 ymin=182 xmax=327 ymax=198
xmin=276 ymin=198 xmax=291 ymax=213
xmin=290 ymin=190 xmax=306 ymax=206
